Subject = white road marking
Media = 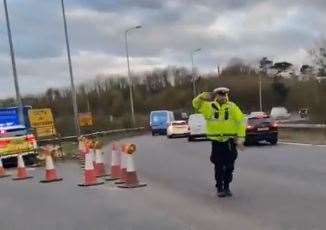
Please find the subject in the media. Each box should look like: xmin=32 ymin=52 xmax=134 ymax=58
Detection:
xmin=279 ymin=141 xmax=326 ymax=147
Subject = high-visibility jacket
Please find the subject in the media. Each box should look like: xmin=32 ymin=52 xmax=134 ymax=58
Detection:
xmin=192 ymin=92 xmax=246 ymax=142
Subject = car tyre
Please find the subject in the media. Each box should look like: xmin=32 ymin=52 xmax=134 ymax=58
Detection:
xmin=270 ymin=138 xmax=278 ymax=145
xmin=188 ymin=136 xmax=194 ymax=142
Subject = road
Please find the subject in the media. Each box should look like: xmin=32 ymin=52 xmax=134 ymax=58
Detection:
xmin=0 ymin=134 xmax=326 ymax=230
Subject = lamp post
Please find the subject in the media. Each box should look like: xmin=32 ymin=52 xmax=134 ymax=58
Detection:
xmin=125 ymin=25 xmax=142 ymax=127
xmin=3 ymin=0 xmax=24 ymax=126
xmin=60 ymin=0 xmax=80 ymax=137
xmin=191 ymin=48 xmax=201 ymax=97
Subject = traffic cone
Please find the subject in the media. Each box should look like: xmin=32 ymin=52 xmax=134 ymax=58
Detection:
xmin=114 ymin=144 xmax=127 ymax=184
xmin=0 ymin=158 xmax=10 ymax=178
xmin=106 ymin=142 xmax=121 ymax=181
xmin=40 ymin=145 xmax=63 ymax=183
xmin=118 ymin=144 xmax=147 ymax=188
xmin=94 ymin=140 xmax=109 ymax=178
xmin=12 ymin=154 xmax=33 ymax=180
xmin=78 ymin=142 xmax=104 ymax=187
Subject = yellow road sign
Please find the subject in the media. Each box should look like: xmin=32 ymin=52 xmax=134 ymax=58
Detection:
xmin=28 ymin=108 xmax=56 ymax=138
xmin=35 ymin=125 xmax=56 ymax=138
xmin=28 ymin=108 xmax=54 ymax=127
xmin=79 ymin=112 xmax=93 ymax=127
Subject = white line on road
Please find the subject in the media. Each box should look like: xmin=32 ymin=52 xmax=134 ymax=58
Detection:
xmin=279 ymin=141 xmax=326 ymax=147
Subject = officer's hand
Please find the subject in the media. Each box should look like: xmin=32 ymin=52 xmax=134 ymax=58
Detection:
xmin=235 ymin=138 xmax=245 ymax=151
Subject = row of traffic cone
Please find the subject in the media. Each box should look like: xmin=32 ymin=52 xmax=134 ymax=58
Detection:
xmin=0 ymin=145 xmax=62 ymax=183
xmin=1 ymin=140 xmax=146 ymax=189
xmin=78 ymin=139 xmax=146 ymax=188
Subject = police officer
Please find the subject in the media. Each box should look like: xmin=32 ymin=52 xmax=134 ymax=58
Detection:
xmin=192 ymin=87 xmax=245 ymax=198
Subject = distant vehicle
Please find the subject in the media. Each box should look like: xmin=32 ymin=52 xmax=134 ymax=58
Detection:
xmin=245 ymin=114 xmax=278 ymax=145
xmin=167 ymin=120 xmax=189 ymax=138
xmin=270 ymin=107 xmax=290 ymax=120
xmin=150 ymin=110 xmax=174 ymax=135
xmin=0 ymin=106 xmax=37 ymax=167
xmin=188 ymin=114 xmax=207 ymax=141
xmin=249 ymin=111 xmax=267 ymax=117
xmin=298 ymin=108 xmax=309 ymax=118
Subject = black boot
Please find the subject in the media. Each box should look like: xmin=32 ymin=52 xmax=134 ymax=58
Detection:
xmin=224 ymin=184 xmax=233 ymax=197
xmin=217 ymin=183 xmax=226 ymax=198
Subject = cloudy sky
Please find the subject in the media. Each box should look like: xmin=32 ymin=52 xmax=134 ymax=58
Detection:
xmin=0 ymin=0 xmax=325 ymax=98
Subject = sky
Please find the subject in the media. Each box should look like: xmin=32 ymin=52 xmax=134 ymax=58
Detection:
xmin=0 ymin=0 xmax=325 ymax=98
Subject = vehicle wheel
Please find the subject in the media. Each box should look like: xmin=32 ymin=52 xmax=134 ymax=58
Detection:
xmin=188 ymin=136 xmax=193 ymax=142
xmin=23 ymin=154 xmax=37 ymax=166
xmin=167 ymin=135 xmax=172 ymax=138
xmin=152 ymin=131 xmax=155 ymax=136
xmin=270 ymin=138 xmax=278 ymax=145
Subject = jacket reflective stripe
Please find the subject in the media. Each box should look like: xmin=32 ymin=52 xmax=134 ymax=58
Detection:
xmin=207 ymin=133 xmax=237 ymax=137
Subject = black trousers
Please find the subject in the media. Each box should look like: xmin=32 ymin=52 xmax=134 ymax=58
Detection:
xmin=210 ymin=139 xmax=238 ymax=188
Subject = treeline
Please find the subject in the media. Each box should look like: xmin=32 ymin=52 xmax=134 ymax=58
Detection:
xmin=1 ymin=64 xmax=325 ymax=136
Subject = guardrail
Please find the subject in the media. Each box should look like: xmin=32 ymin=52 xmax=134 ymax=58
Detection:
xmin=38 ymin=127 xmax=146 ymax=144
xmin=278 ymin=124 xmax=326 ymax=129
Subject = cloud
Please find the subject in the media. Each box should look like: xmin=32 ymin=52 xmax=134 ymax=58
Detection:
xmin=1 ymin=0 xmax=326 ymax=98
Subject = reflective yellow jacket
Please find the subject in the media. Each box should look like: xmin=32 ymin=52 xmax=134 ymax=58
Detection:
xmin=192 ymin=92 xmax=246 ymax=142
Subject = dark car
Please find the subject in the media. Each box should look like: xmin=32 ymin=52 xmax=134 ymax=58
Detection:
xmin=244 ymin=114 xmax=278 ymax=145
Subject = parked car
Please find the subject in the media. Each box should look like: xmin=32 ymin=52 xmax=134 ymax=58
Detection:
xmin=245 ymin=114 xmax=278 ymax=145
xmin=249 ymin=111 xmax=267 ymax=117
xmin=270 ymin=107 xmax=290 ymax=120
xmin=150 ymin=110 xmax=174 ymax=135
xmin=188 ymin=114 xmax=207 ymax=141
xmin=167 ymin=120 xmax=189 ymax=138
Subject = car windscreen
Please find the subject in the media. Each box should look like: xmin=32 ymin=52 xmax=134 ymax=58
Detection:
xmin=248 ymin=117 xmax=273 ymax=126
xmin=172 ymin=121 xmax=186 ymax=126
xmin=151 ymin=112 xmax=167 ymax=123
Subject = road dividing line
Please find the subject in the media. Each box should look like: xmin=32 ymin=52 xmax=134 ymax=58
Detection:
xmin=279 ymin=141 xmax=326 ymax=147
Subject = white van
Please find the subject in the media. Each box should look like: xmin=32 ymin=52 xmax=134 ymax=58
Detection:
xmin=188 ymin=114 xmax=207 ymax=141
xmin=270 ymin=107 xmax=290 ymax=120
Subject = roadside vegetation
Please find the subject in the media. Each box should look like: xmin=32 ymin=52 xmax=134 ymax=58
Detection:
xmin=1 ymin=55 xmax=326 ymax=136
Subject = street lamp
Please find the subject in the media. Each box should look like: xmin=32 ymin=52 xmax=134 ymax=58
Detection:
xmin=3 ymin=0 xmax=24 ymax=126
xmin=191 ymin=48 xmax=201 ymax=97
xmin=60 ymin=0 xmax=80 ymax=137
xmin=125 ymin=25 xmax=142 ymax=127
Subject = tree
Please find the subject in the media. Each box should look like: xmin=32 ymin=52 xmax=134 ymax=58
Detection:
xmin=271 ymin=77 xmax=290 ymax=105
xmin=309 ymin=40 xmax=326 ymax=76
xmin=259 ymin=57 xmax=273 ymax=73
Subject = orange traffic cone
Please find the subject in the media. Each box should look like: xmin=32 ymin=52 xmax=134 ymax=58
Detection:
xmin=94 ymin=141 xmax=109 ymax=178
xmin=78 ymin=141 xmax=104 ymax=187
xmin=12 ymin=154 xmax=33 ymax=180
xmin=40 ymin=145 xmax=63 ymax=183
xmin=0 ymin=157 xmax=10 ymax=178
xmin=118 ymin=144 xmax=147 ymax=188
xmin=106 ymin=142 xmax=121 ymax=181
xmin=114 ymin=144 xmax=127 ymax=184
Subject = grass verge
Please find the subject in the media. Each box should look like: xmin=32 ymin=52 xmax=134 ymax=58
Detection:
xmin=279 ymin=128 xmax=326 ymax=145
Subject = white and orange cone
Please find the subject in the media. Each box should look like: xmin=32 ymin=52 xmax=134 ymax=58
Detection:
xmin=94 ymin=141 xmax=109 ymax=178
xmin=106 ymin=142 xmax=121 ymax=181
xmin=40 ymin=146 xmax=63 ymax=183
xmin=78 ymin=140 xmax=104 ymax=187
xmin=118 ymin=144 xmax=147 ymax=188
xmin=0 ymin=158 xmax=10 ymax=178
xmin=12 ymin=154 xmax=33 ymax=180
xmin=114 ymin=144 xmax=127 ymax=184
